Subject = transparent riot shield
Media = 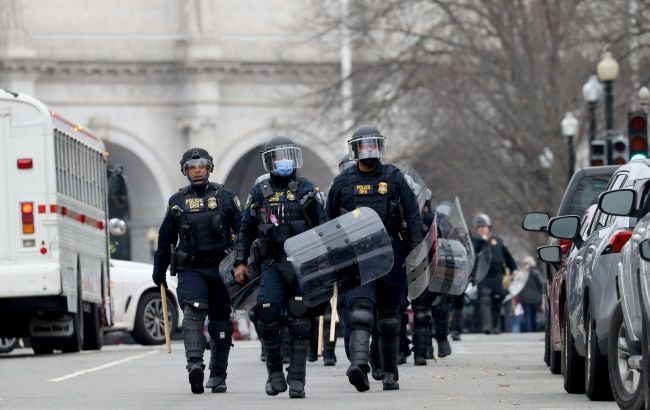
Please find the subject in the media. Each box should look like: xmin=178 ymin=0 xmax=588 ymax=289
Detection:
xmin=507 ymin=269 xmax=529 ymax=297
xmin=406 ymin=211 xmax=438 ymax=299
xmin=219 ymin=250 xmax=261 ymax=312
xmin=426 ymin=198 xmax=475 ymax=295
xmin=284 ymin=207 xmax=394 ymax=307
xmin=473 ymin=245 xmax=492 ymax=283
xmin=398 ymin=163 xmax=432 ymax=212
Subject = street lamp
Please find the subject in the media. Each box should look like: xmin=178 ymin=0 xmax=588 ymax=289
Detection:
xmin=639 ymin=86 xmax=650 ymax=112
xmin=146 ymin=227 xmax=158 ymax=261
xmin=597 ymin=51 xmax=620 ymax=131
xmin=582 ymin=74 xmax=603 ymax=145
xmin=561 ymin=112 xmax=579 ymax=182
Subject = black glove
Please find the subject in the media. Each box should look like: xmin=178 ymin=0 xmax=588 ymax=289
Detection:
xmin=152 ymin=270 xmax=167 ymax=289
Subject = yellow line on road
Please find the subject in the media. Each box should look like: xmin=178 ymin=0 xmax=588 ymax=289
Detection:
xmin=48 ymin=350 xmax=159 ymax=382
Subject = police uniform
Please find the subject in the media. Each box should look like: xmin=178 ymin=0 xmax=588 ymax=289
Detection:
xmin=474 ymin=235 xmax=517 ymax=333
xmin=327 ymin=161 xmax=422 ymax=391
xmin=235 ymin=170 xmax=326 ymax=398
xmin=152 ymin=149 xmax=242 ymax=394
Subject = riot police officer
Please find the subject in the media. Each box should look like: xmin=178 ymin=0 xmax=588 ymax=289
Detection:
xmin=473 ymin=213 xmax=517 ymax=334
xmin=232 ymin=136 xmax=326 ymax=399
xmin=152 ymin=148 xmax=242 ymax=394
xmin=327 ymin=125 xmax=422 ymax=392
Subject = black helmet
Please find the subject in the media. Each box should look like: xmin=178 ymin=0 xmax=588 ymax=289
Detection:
xmin=339 ymin=153 xmax=354 ymax=172
xmin=475 ymin=213 xmax=492 ymax=229
xmin=179 ymin=148 xmax=213 ymax=185
xmin=260 ymin=136 xmax=303 ymax=175
xmin=348 ymin=124 xmax=386 ymax=160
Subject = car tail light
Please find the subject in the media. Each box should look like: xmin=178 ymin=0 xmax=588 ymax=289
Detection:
xmin=559 ymin=239 xmax=572 ymax=256
xmin=604 ymin=229 xmax=633 ymax=254
xmin=21 ymin=202 xmax=34 ymax=234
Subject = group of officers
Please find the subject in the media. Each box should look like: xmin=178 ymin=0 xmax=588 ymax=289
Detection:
xmin=151 ymin=124 xmax=516 ymax=398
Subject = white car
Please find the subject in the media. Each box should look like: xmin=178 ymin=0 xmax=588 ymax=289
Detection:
xmin=109 ymin=259 xmax=182 ymax=345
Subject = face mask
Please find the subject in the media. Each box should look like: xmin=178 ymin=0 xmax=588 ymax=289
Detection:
xmin=273 ymin=159 xmax=295 ymax=177
xmin=360 ymin=158 xmax=379 ymax=168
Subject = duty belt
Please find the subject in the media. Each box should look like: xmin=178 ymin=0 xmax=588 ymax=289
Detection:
xmin=177 ymin=250 xmax=227 ymax=267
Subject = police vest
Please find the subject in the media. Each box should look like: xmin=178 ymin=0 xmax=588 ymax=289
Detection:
xmin=176 ymin=183 xmax=230 ymax=255
xmin=256 ymin=178 xmax=310 ymax=251
xmin=345 ymin=165 xmax=402 ymax=234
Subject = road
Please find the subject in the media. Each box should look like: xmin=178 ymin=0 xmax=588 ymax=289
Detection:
xmin=0 ymin=333 xmax=615 ymax=410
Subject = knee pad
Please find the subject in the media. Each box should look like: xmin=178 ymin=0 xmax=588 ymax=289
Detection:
xmin=183 ymin=305 xmax=207 ymax=325
xmin=254 ymin=302 xmax=280 ymax=324
xmin=288 ymin=296 xmax=308 ymax=318
xmin=208 ymin=320 xmax=234 ymax=343
xmin=414 ymin=306 xmax=431 ymax=327
xmin=287 ymin=317 xmax=311 ymax=339
xmin=349 ymin=308 xmax=374 ymax=332
xmin=377 ymin=316 xmax=400 ymax=337
xmin=248 ymin=309 xmax=257 ymax=323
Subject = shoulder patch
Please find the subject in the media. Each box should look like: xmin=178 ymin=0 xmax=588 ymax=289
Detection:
xmin=233 ymin=195 xmax=242 ymax=211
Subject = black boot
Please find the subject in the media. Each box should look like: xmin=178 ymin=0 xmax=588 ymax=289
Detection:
xmin=437 ymin=338 xmax=452 ymax=358
xmin=347 ymin=329 xmax=371 ymax=392
xmin=412 ymin=325 xmax=430 ymax=366
xmin=323 ymin=341 xmax=337 ymax=366
xmin=281 ymin=324 xmax=291 ymax=364
xmin=182 ymin=306 xmax=207 ymax=394
xmin=308 ymin=318 xmax=318 ymax=362
xmin=370 ymin=336 xmax=384 ymax=381
xmin=427 ymin=343 xmax=435 ymax=359
xmin=259 ymin=322 xmax=287 ymax=396
xmin=451 ymin=330 xmax=461 ymax=341
xmin=287 ymin=338 xmax=309 ymax=398
xmin=377 ymin=316 xmax=400 ymax=391
xmin=187 ymin=362 xmax=205 ymax=394
xmin=205 ymin=321 xmax=232 ymax=393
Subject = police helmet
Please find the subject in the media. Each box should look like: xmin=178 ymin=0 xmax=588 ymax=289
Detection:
xmin=348 ymin=124 xmax=386 ymax=161
xmin=339 ymin=154 xmax=354 ymax=172
xmin=475 ymin=213 xmax=492 ymax=229
xmin=260 ymin=136 xmax=303 ymax=174
xmin=180 ymin=148 xmax=214 ymax=175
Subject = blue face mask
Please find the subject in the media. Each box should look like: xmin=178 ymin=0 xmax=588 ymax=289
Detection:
xmin=273 ymin=159 xmax=295 ymax=177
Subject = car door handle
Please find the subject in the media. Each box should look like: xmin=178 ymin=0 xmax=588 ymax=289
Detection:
xmin=575 ymin=256 xmax=583 ymax=265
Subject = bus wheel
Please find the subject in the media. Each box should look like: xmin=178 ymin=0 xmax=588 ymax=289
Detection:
xmin=31 ymin=338 xmax=55 ymax=355
xmin=61 ymin=289 xmax=84 ymax=353
xmin=83 ymin=303 xmax=103 ymax=351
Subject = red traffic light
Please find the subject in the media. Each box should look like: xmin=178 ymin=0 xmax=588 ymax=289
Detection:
xmin=630 ymin=115 xmax=647 ymax=131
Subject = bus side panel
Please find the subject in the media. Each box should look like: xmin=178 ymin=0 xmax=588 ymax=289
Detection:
xmin=0 ymin=108 xmax=11 ymax=261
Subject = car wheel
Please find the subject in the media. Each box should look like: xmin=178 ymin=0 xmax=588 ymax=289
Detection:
xmin=132 ymin=291 xmax=177 ymax=345
xmin=585 ymin=307 xmax=613 ymax=400
xmin=642 ymin=315 xmax=650 ymax=409
xmin=0 ymin=337 xmax=18 ymax=354
xmin=607 ymin=302 xmax=643 ymax=409
xmin=562 ymin=298 xmax=585 ymax=393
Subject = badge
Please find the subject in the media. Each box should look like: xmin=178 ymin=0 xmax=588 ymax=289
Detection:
xmin=378 ymin=182 xmax=388 ymax=195
xmin=286 ymin=191 xmax=296 ymax=201
xmin=269 ymin=191 xmax=283 ymax=202
xmin=491 ymin=238 xmax=498 ymax=246
xmin=354 ymin=184 xmax=374 ymax=195
xmin=233 ymin=195 xmax=242 ymax=211
xmin=207 ymin=197 xmax=218 ymax=209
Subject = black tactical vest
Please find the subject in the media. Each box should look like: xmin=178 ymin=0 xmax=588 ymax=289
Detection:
xmin=256 ymin=178 xmax=309 ymax=253
xmin=345 ymin=165 xmax=402 ymax=233
xmin=176 ymin=183 xmax=230 ymax=255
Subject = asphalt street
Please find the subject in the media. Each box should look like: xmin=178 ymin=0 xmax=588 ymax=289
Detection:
xmin=0 ymin=333 xmax=615 ymax=410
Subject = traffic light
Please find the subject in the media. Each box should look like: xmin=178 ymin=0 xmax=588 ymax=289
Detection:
xmin=590 ymin=140 xmax=607 ymax=166
xmin=610 ymin=133 xmax=629 ymax=165
xmin=628 ymin=110 xmax=648 ymax=160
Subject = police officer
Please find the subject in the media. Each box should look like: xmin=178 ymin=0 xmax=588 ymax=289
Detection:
xmin=473 ymin=213 xmax=517 ymax=334
xmin=152 ymin=148 xmax=242 ymax=394
xmin=327 ymin=125 xmax=422 ymax=392
xmin=232 ymin=136 xmax=326 ymax=399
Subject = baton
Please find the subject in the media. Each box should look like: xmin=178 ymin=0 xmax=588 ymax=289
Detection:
xmin=317 ymin=316 xmax=325 ymax=356
xmin=160 ymin=284 xmax=172 ymax=353
xmin=329 ymin=286 xmax=338 ymax=342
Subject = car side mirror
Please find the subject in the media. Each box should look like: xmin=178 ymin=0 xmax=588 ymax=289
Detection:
xmin=548 ymin=215 xmax=583 ymax=249
xmin=598 ymin=188 xmax=637 ymax=217
xmin=537 ymin=245 xmax=562 ymax=264
xmin=108 ymin=218 xmax=128 ymax=237
xmin=641 ymin=239 xmax=650 ymax=261
xmin=522 ymin=212 xmax=550 ymax=233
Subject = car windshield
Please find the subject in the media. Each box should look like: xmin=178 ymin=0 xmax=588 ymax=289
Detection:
xmin=564 ymin=175 xmax=610 ymax=216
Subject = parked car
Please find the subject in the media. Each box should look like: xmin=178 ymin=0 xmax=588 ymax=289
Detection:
xmin=523 ymin=165 xmax=616 ymax=373
xmin=0 ymin=337 xmax=19 ymax=354
xmin=637 ymin=237 xmax=650 ymax=408
xmin=543 ymin=160 xmax=650 ymax=401
xmin=109 ymin=259 xmax=182 ymax=345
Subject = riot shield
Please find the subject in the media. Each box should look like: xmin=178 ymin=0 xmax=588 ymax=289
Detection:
xmin=426 ymin=198 xmax=475 ymax=295
xmin=284 ymin=207 xmax=394 ymax=307
xmin=398 ymin=163 xmax=432 ymax=212
xmin=219 ymin=250 xmax=261 ymax=312
xmin=405 ymin=211 xmax=438 ymax=299
xmin=507 ymin=269 xmax=530 ymax=297
xmin=473 ymin=245 xmax=492 ymax=283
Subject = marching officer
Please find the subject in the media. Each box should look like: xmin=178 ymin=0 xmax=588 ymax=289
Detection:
xmin=232 ymin=136 xmax=326 ymax=399
xmin=152 ymin=148 xmax=242 ymax=394
xmin=327 ymin=125 xmax=422 ymax=392
xmin=473 ymin=213 xmax=517 ymax=334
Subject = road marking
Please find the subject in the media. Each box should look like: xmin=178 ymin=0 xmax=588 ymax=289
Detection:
xmin=49 ymin=350 xmax=158 ymax=382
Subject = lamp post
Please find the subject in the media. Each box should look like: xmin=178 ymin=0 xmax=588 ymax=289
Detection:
xmin=582 ymin=74 xmax=603 ymax=146
xmin=562 ymin=112 xmax=579 ymax=183
xmin=597 ymin=52 xmax=620 ymax=132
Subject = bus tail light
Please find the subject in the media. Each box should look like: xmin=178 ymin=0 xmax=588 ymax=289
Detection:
xmin=21 ymin=202 xmax=34 ymax=234
xmin=17 ymin=158 xmax=33 ymax=169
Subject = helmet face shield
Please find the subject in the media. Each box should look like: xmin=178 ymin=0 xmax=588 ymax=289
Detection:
xmin=182 ymin=158 xmax=213 ymax=175
xmin=261 ymin=146 xmax=303 ymax=173
xmin=348 ymin=136 xmax=385 ymax=161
